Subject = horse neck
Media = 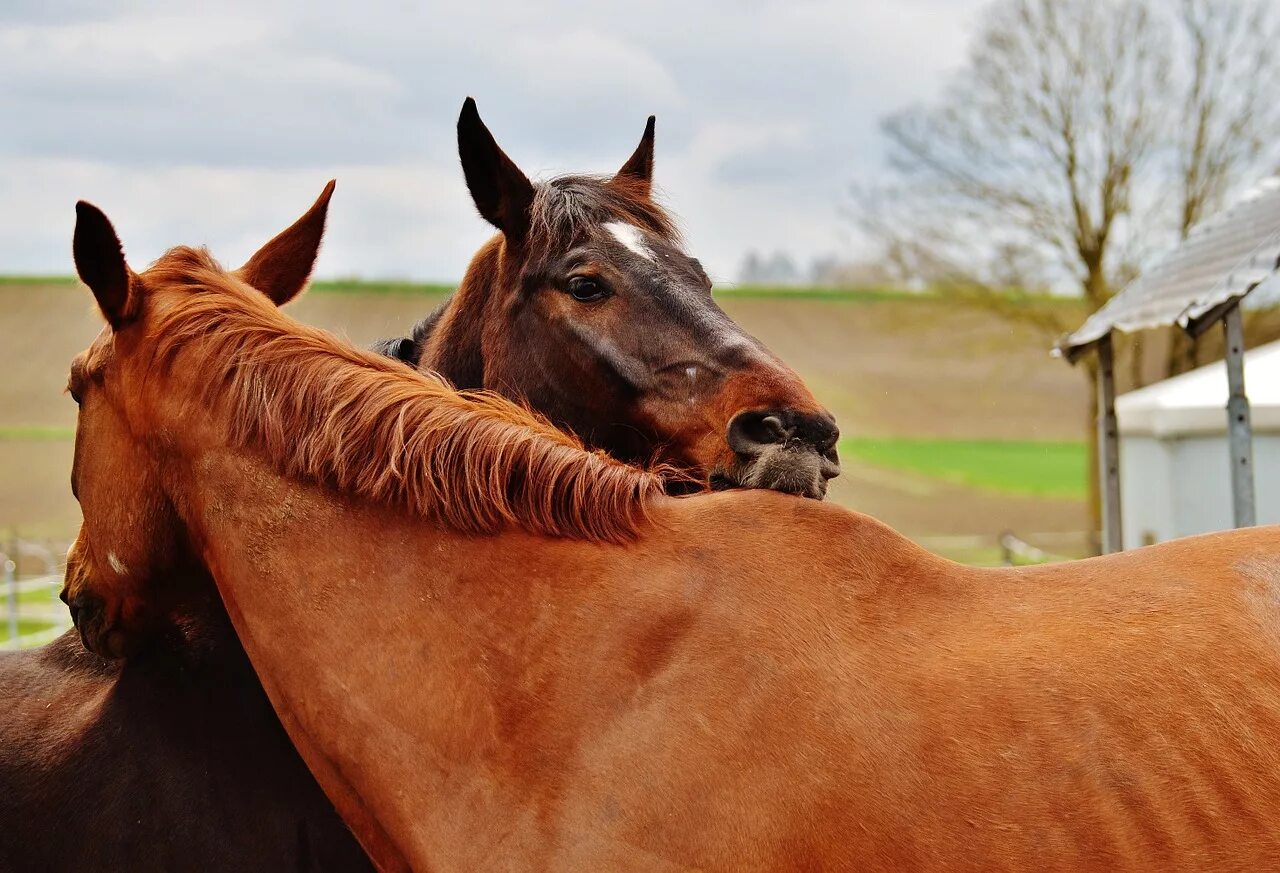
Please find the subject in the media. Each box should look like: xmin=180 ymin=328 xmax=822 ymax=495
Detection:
xmin=417 ymin=238 xmax=507 ymax=390
xmin=167 ymin=443 xmax=958 ymax=869
xmin=170 ymin=446 xmax=598 ymax=868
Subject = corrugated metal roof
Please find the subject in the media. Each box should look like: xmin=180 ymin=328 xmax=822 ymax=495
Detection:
xmin=1058 ymin=176 xmax=1280 ymax=358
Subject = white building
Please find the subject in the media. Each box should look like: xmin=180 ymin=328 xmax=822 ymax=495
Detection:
xmin=1117 ymin=339 xmax=1280 ymax=548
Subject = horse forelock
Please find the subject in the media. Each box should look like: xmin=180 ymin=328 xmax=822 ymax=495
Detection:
xmin=139 ymin=259 xmax=667 ymax=543
xmin=526 ymin=175 xmax=680 ymax=257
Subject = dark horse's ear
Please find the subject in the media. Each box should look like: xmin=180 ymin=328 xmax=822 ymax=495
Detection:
xmin=369 ymin=336 xmax=418 ymax=367
xmin=457 ymin=97 xmax=535 ymax=242
xmin=236 ymin=180 xmax=335 ymax=307
xmin=73 ymin=201 xmax=136 ymax=328
xmin=613 ymin=115 xmax=656 ymax=195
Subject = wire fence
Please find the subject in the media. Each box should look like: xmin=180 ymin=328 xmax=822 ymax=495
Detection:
xmin=1 ymin=534 xmax=73 ymax=651
xmin=912 ymin=530 xmax=1092 ymax=567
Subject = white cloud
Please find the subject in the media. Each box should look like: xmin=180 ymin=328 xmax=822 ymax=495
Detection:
xmin=0 ymin=0 xmax=991 ymax=280
xmin=0 ymin=157 xmax=483 ymax=280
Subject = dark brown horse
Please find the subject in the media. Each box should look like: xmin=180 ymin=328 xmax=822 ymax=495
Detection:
xmin=373 ymin=99 xmax=840 ymax=498
xmin=63 ymin=192 xmax=1280 ymax=871
xmin=0 ymin=625 xmax=371 ymax=872
xmin=0 ymin=186 xmax=372 ymax=872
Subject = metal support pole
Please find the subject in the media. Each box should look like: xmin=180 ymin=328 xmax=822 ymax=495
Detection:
xmin=1097 ymin=334 xmax=1123 ymax=553
xmin=1223 ymin=304 xmax=1256 ymax=527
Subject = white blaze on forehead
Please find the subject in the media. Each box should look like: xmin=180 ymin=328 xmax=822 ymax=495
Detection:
xmin=107 ymin=552 xmax=128 ymax=576
xmin=604 ymin=221 xmax=654 ymax=262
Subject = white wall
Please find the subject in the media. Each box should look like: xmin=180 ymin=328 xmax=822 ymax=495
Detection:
xmin=1120 ymin=432 xmax=1280 ymax=548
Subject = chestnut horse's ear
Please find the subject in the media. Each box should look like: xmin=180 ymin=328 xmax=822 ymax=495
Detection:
xmin=613 ymin=115 xmax=655 ymax=195
xmin=236 ymin=180 xmax=335 ymax=306
xmin=73 ymin=201 xmax=136 ymax=328
xmin=457 ymin=97 xmax=534 ymax=241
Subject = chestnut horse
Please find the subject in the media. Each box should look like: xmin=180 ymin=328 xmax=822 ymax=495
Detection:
xmin=64 ymin=195 xmax=1280 ymax=871
xmin=0 ymin=186 xmax=372 ymax=872
xmin=373 ymin=99 xmax=840 ymax=498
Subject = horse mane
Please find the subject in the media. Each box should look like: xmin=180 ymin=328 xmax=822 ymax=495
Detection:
xmin=526 ymin=175 xmax=681 ymax=253
xmin=144 ymin=247 xmax=667 ymax=543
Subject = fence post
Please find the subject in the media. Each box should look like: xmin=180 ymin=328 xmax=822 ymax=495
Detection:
xmin=4 ymin=554 xmax=16 ymax=647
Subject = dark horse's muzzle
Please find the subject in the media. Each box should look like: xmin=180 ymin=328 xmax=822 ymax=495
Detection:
xmin=724 ymin=409 xmax=841 ymax=499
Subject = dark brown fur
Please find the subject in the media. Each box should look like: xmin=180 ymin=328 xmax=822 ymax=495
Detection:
xmin=0 ymin=625 xmax=371 ymax=872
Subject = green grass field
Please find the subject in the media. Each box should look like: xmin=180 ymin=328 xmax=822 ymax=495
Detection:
xmin=0 ymin=617 xmax=57 ymax=644
xmin=4 ymin=274 xmax=1087 ymax=307
xmin=310 ymin=279 xmax=457 ymax=296
xmin=0 ymin=425 xmax=75 ymax=441
xmin=0 ymin=575 xmax=67 ymax=647
xmin=840 ymin=437 xmax=1087 ymax=500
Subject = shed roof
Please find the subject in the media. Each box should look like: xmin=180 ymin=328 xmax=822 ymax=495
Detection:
xmin=1058 ymin=177 xmax=1280 ymax=359
xmin=1117 ymin=338 xmax=1280 ymax=437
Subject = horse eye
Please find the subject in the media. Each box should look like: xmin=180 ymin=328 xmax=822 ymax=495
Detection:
xmin=566 ymin=276 xmax=610 ymax=303
xmin=66 ymin=380 xmax=82 ymax=405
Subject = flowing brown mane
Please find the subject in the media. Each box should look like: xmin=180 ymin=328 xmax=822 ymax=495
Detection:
xmin=144 ymin=247 xmax=667 ymax=542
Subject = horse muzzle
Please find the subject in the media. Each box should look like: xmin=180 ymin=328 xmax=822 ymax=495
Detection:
xmin=719 ymin=409 xmax=841 ymax=499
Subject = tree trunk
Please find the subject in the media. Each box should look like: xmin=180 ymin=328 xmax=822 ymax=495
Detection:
xmin=1079 ymin=262 xmax=1108 ymax=555
xmin=1164 ymin=327 xmax=1199 ymax=379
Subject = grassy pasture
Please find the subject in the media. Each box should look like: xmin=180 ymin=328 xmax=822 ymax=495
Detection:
xmin=0 ymin=617 xmax=58 ymax=645
xmin=840 ymin=438 xmax=1087 ymax=500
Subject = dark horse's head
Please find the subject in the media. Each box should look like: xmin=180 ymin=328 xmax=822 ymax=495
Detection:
xmin=376 ymin=98 xmax=840 ymax=498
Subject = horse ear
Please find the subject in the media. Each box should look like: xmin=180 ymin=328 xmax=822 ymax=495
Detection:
xmin=613 ymin=115 xmax=655 ymax=194
xmin=457 ymin=97 xmax=534 ymax=241
xmin=236 ymin=180 xmax=335 ymax=306
xmin=73 ymin=201 xmax=136 ymax=328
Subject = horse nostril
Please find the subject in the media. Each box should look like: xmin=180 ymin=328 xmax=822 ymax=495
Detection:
xmin=727 ymin=410 xmax=794 ymax=456
xmin=792 ymin=412 xmax=839 ymax=455
xmin=815 ymin=422 xmax=840 ymax=455
xmin=758 ymin=415 xmax=787 ymax=442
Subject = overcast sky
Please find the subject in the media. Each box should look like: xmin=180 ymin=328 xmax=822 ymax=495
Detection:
xmin=1 ymin=0 xmax=989 ymax=282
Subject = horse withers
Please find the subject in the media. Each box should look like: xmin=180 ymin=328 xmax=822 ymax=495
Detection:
xmin=374 ymin=98 xmax=840 ymax=498
xmin=64 ymin=191 xmax=1280 ymax=871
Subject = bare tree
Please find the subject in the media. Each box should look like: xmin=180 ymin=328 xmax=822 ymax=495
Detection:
xmin=853 ymin=0 xmax=1170 ymax=537
xmin=1165 ymin=0 xmax=1280 ymax=375
xmin=1175 ymin=0 xmax=1280 ymax=236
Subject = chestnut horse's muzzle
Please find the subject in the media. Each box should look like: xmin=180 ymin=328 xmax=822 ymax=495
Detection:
xmin=723 ymin=409 xmax=841 ymax=499
xmin=61 ymin=584 xmax=146 ymax=659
